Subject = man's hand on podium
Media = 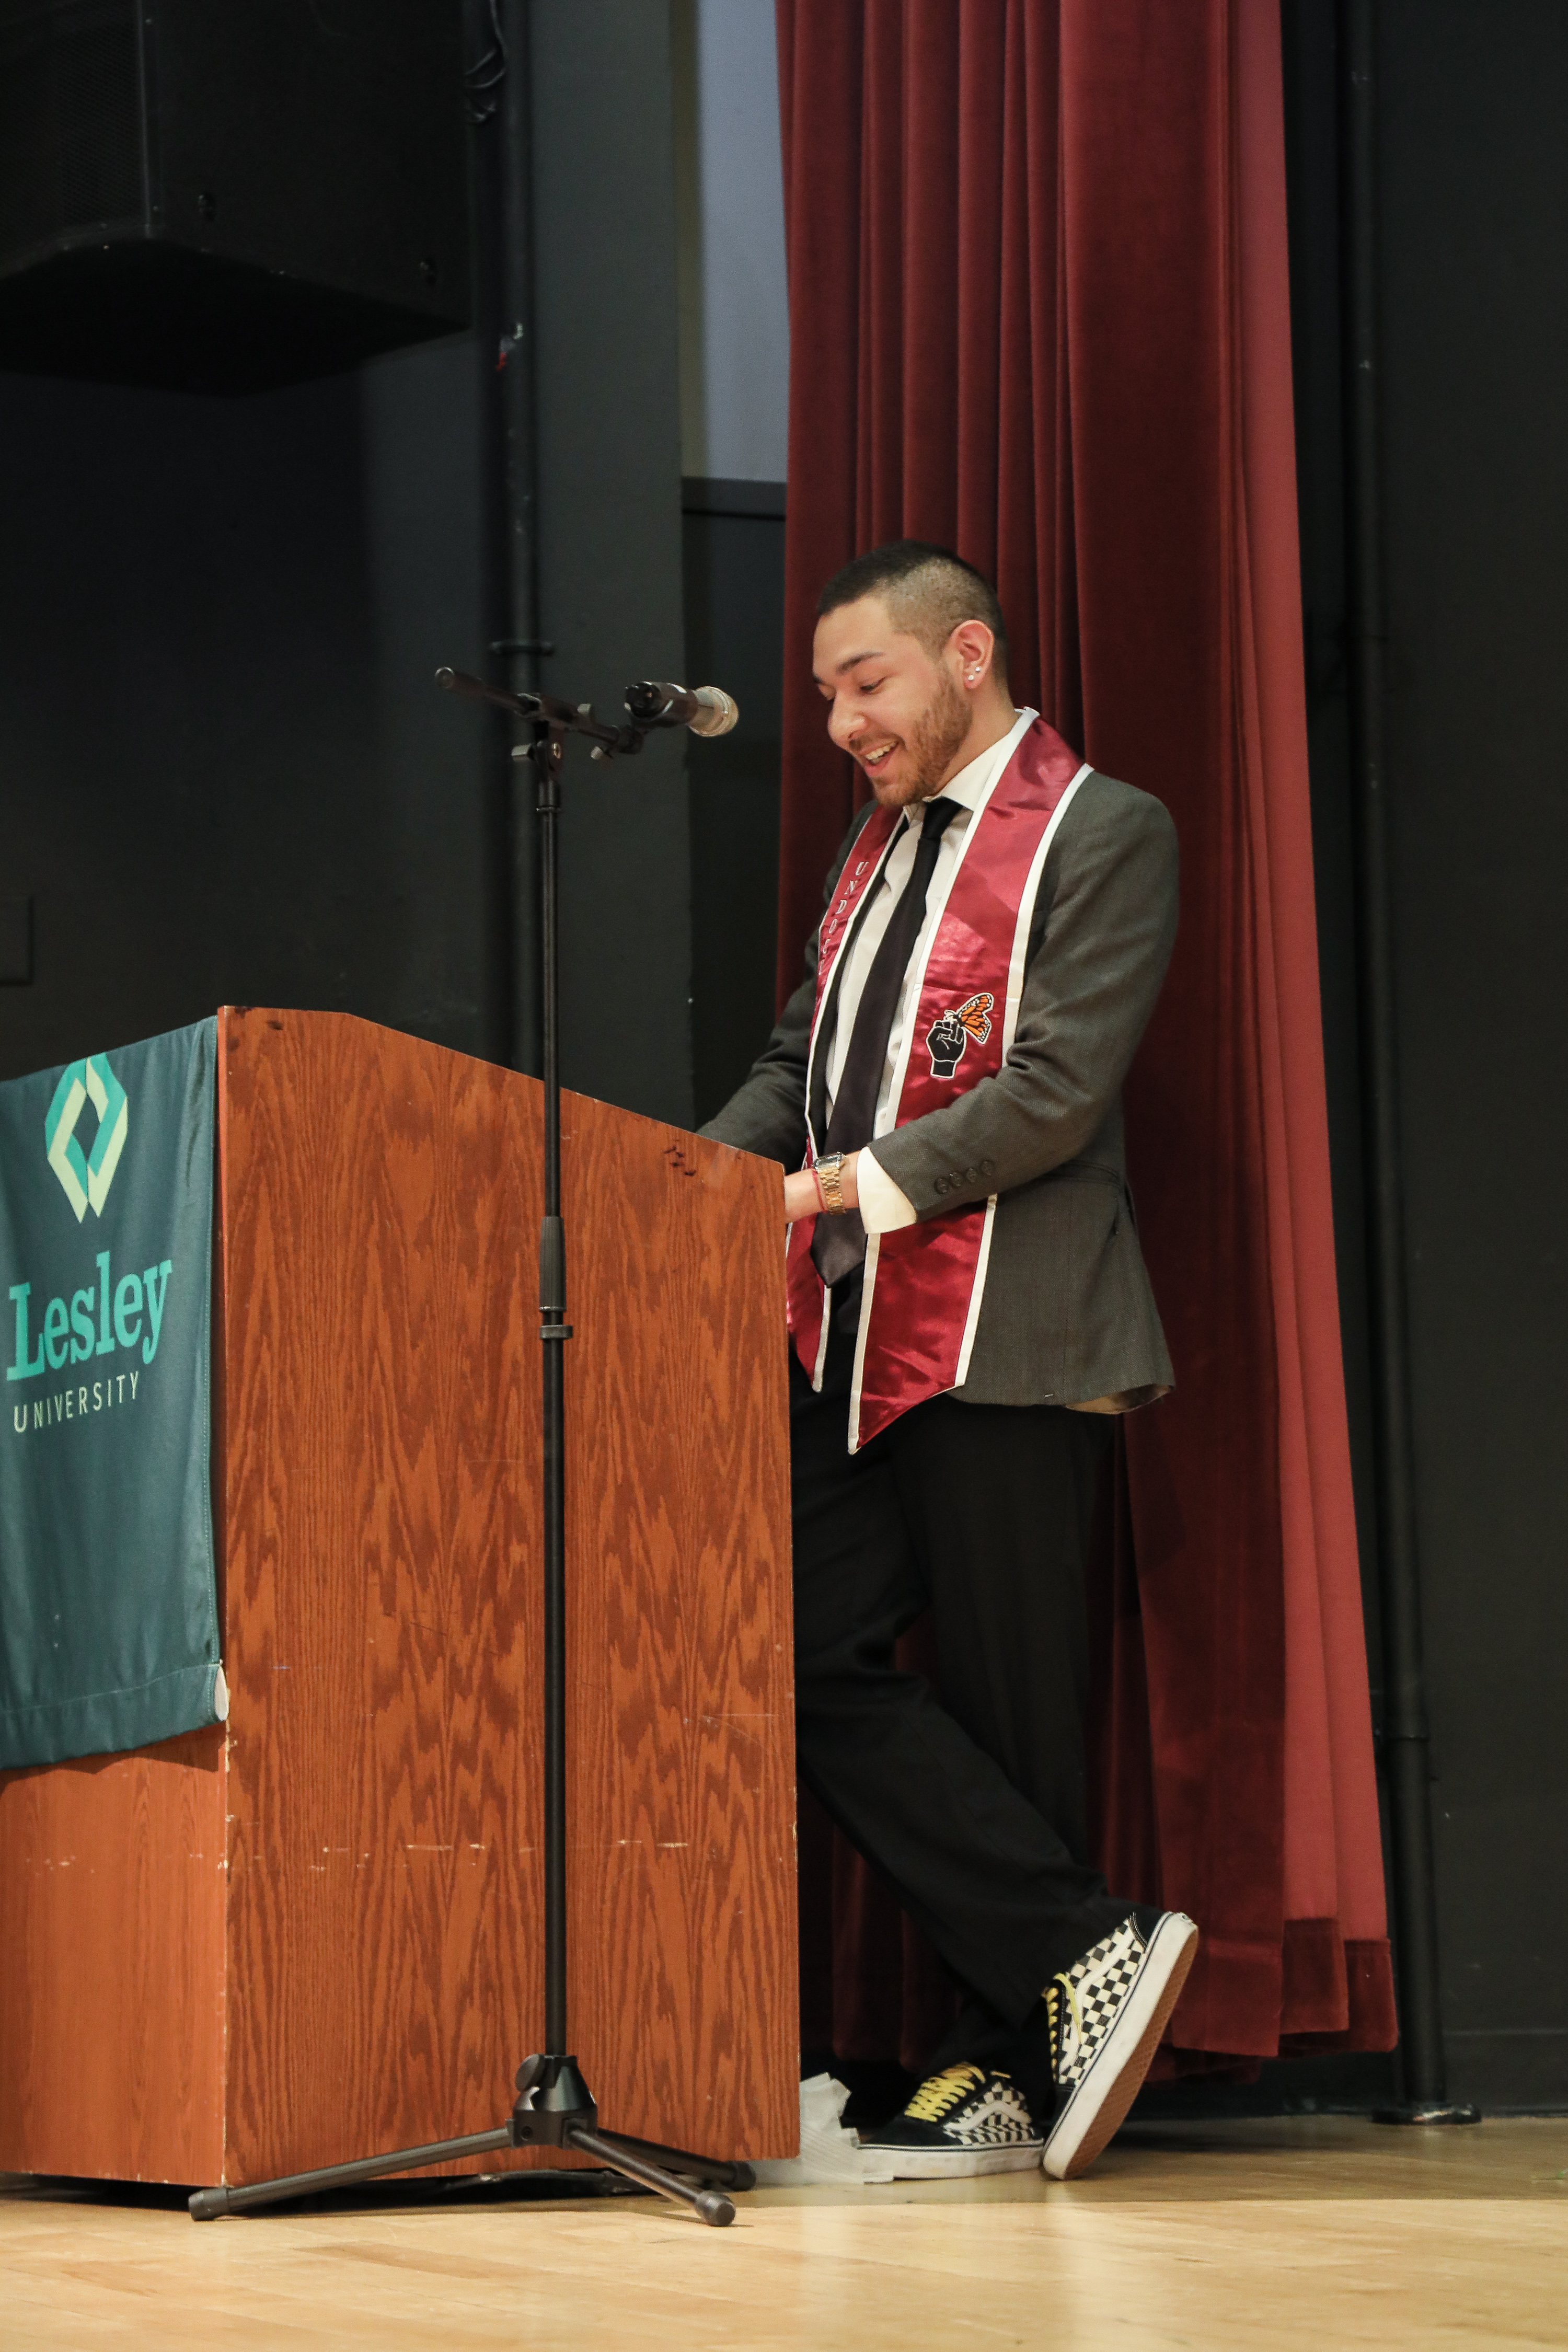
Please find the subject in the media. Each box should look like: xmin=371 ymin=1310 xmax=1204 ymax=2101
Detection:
xmin=784 ymin=1150 xmax=862 ymax=1224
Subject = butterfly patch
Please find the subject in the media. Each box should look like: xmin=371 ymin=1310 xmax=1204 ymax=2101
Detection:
xmin=925 ymin=991 xmax=995 ymax=1079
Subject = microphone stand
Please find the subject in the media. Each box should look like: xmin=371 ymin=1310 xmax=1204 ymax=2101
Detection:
xmin=189 ymin=668 xmax=750 ymax=2228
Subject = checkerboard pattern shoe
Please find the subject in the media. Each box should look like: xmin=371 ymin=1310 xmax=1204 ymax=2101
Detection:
xmin=1041 ymin=1909 xmax=1199 ymax=2180
xmin=857 ymin=2064 xmax=1043 ymax=2178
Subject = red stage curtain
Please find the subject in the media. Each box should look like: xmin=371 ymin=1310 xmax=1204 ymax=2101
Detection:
xmin=776 ymin=0 xmax=1395 ymax=2069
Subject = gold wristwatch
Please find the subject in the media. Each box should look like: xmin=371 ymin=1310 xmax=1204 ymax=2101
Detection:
xmin=815 ymin=1152 xmax=850 ymax=1214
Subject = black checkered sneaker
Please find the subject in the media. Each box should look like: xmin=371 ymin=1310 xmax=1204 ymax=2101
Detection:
xmin=1042 ymin=1909 xmax=1198 ymax=2179
xmin=858 ymin=2063 xmax=1043 ymax=2178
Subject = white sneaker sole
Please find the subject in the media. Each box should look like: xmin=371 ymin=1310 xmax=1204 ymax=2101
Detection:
xmin=1042 ymin=1912 xmax=1199 ymax=2181
xmin=866 ymin=2139 xmax=1045 ymax=2180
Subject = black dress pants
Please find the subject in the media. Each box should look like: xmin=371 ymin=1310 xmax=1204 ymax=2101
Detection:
xmin=791 ymin=1311 xmax=1128 ymax=2096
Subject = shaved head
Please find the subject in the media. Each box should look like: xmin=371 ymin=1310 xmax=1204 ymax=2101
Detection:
xmin=816 ymin=540 xmax=1010 ymax=682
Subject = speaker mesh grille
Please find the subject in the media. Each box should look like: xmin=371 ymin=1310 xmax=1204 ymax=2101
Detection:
xmin=0 ymin=1 xmax=143 ymax=258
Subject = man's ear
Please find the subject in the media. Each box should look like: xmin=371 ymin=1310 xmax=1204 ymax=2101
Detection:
xmin=949 ymin=619 xmax=997 ymax=685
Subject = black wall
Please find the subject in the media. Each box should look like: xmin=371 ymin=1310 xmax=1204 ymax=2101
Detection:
xmin=0 ymin=342 xmax=503 ymax=1082
xmin=1375 ymin=0 xmax=1568 ymax=2113
xmin=0 ymin=0 xmax=713 ymax=1138
xmin=528 ymin=0 xmax=696 ymax=1126
xmin=683 ymin=478 xmax=785 ymax=1125
xmin=1284 ymin=0 xmax=1568 ymax=2112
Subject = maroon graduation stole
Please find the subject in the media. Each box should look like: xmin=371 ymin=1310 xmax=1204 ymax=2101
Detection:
xmin=787 ymin=716 xmax=1090 ymax=1448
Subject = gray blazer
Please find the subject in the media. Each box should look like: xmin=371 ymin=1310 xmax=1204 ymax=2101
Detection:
xmin=701 ymin=768 xmax=1179 ymax=1410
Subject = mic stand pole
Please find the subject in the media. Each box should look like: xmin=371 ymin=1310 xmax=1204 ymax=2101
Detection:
xmin=189 ymin=670 xmax=751 ymax=2228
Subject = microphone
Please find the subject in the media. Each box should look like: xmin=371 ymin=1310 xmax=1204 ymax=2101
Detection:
xmin=625 ymin=680 xmax=740 ymax=738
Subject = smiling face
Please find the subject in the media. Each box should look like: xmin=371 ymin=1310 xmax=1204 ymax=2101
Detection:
xmin=812 ymin=594 xmax=1006 ymax=808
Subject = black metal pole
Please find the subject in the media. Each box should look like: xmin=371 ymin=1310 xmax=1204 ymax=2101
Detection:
xmin=1340 ymin=0 xmax=1474 ymax=2125
xmin=535 ymin=723 xmax=569 ymax=2058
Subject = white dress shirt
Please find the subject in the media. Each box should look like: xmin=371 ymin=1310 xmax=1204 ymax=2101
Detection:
xmin=825 ymin=708 xmax=1037 ymax=1233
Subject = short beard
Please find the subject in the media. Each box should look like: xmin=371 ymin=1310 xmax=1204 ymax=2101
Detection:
xmin=871 ymin=670 xmax=973 ymax=805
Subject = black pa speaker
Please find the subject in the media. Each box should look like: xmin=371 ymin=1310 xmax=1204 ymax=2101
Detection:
xmin=0 ymin=0 xmax=471 ymax=391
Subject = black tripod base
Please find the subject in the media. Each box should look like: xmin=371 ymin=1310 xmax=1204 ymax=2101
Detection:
xmin=567 ymin=2126 xmax=741 ymax=2224
xmin=188 ymin=2055 xmax=752 ymax=2227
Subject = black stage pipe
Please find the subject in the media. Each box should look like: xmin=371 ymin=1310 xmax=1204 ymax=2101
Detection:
xmin=470 ymin=0 xmax=546 ymax=1075
xmin=1339 ymin=0 xmax=1475 ymax=2126
xmin=494 ymin=0 xmax=546 ymax=1075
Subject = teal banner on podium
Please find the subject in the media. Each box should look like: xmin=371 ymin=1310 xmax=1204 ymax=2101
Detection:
xmin=0 ymin=1019 xmax=223 ymax=1769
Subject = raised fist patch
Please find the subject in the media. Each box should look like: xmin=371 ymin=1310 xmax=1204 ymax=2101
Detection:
xmin=926 ymin=991 xmax=995 ymax=1078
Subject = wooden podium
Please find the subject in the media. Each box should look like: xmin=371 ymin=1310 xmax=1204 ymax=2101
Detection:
xmin=0 ymin=1008 xmax=798 ymax=2184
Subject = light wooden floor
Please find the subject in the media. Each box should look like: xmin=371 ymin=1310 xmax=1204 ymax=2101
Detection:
xmin=5 ymin=2116 xmax=1567 ymax=2350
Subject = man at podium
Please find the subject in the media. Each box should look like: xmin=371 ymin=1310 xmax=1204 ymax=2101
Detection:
xmin=703 ymin=540 xmax=1198 ymax=2182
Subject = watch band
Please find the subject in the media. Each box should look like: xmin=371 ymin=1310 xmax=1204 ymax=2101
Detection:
xmin=815 ymin=1152 xmax=849 ymax=1214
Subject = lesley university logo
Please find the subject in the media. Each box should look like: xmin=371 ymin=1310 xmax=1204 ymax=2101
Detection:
xmin=9 ymin=1044 xmax=173 ymax=1429
xmin=44 ymin=1054 xmax=129 ymax=1221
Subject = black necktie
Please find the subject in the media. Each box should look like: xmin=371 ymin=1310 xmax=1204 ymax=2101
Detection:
xmin=812 ymin=795 xmax=961 ymax=1287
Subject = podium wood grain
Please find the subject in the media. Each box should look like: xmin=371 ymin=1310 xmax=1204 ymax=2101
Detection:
xmin=0 ymin=1008 xmax=797 ymax=2182
xmin=0 ymin=1727 xmax=227 ymax=2180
